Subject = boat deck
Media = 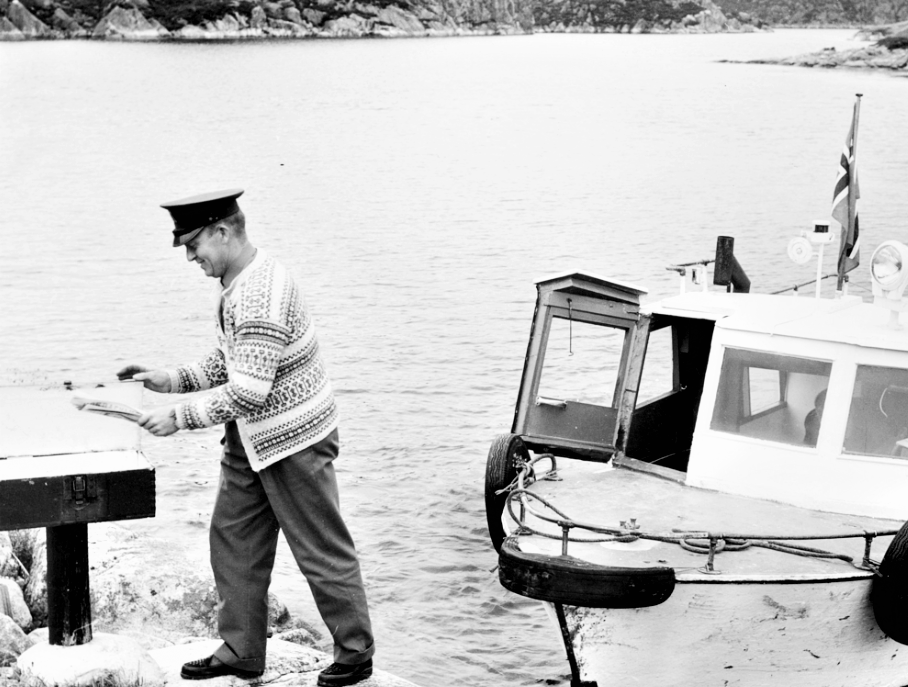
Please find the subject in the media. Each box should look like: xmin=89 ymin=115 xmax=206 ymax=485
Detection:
xmin=513 ymin=459 xmax=905 ymax=582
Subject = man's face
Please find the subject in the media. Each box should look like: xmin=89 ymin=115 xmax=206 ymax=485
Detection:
xmin=184 ymin=226 xmax=227 ymax=279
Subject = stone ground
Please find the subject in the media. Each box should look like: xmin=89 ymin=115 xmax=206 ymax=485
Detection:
xmin=5 ymin=637 xmax=417 ymax=687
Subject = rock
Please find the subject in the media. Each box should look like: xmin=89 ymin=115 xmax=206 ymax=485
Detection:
xmin=353 ymin=2 xmax=380 ymax=16
xmin=283 ymin=6 xmax=303 ymax=24
xmin=92 ymin=6 xmax=167 ymax=39
xmin=321 ymin=13 xmax=371 ymax=35
xmin=0 ymin=580 xmax=31 ymax=632
xmin=0 ymin=615 xmax=33 ymax=667
xmin=0 ymin=16 xmax=25 ymax=39
xmin=18 ymin=0 xmax=51 ymax=11
xmin=302 ymin=7 xmax=325 ymax=25
xmin=0 ymin=536 xmax=13 ymax=579
xmin=152 ymin=638 xmax=325 ymax=686
xmin=17 ymin=633 xmax=164 ymax=687
xmin=250 ymin=5 xmax=267 ymax=28
xmin=9 ymin=524 xmax=314 ymax=651
xmin=263 ymin=1 xmax=283 ymax=18
xmin=273 ymin=625 xmax=321 ymax=649
xmin=196 ymin=13 xmax=262 ymax=38
xmin=375 ymin=5 xmax=424 ymax=33
xmin=6 ymin=1 xmax=49 ymax=37
xmin=266 ymin=17 xmax=313 ymax=35
xmin=51 ymin=8 xmax=83 ymax=33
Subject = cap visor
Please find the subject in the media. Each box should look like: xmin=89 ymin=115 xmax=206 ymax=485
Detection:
xmin=173 ymin=226 xmax=205 ymax=248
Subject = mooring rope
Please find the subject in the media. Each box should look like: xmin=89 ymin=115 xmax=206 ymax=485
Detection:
xmin=501 ymin=465 xmax=897 ymax=572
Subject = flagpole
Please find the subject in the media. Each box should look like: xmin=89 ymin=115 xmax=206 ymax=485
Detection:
xmin=836 ymin=93 xmax=862 ymax=293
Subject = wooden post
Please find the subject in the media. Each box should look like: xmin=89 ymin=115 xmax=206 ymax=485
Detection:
xmin=46 ymin=524 xmax=92 ymax=645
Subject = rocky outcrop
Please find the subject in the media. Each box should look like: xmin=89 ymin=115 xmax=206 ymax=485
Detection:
xmin=0 ymin=524 xmax=319 ymax=672
xmin=5 ymin=0 xmax=48 ymax=36
xmin=535 ymin=0 xmax=760 ymax=33
xmin=93 ymin=5 xmax=168 ymax=38
xmin=0 ymin=616 xmax=33 ymax=668
xmin=735 ymin=25 xmax=908 ymax=72
xmin=0 ymin=0 xmax=767 ymax=39
xmin=0 ymin=16 xmax=25 ymax=39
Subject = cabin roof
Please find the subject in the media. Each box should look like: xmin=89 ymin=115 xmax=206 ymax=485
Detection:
xmin=647 ymin=292 xmax=908 ymax=353
xmin=534 ymin=270 xmax=648 ymax=299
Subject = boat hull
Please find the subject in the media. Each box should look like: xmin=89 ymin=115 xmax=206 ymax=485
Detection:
xmin=548 ymin=576 xmax=908 ymax=687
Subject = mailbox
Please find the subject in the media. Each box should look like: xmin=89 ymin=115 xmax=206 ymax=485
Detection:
xmin=0 ymin=381 xmax=155 ymax=645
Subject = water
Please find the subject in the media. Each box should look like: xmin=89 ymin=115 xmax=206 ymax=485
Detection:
xmin=2 ymin=29 xmax=908 ymax=687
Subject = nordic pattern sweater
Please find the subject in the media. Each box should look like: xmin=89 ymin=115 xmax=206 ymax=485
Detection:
xmin=168 ymin=250 xmax=339 ymax=471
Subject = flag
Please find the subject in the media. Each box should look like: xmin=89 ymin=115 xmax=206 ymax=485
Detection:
xmin=833 ymin=96 xmax=861 ymax=280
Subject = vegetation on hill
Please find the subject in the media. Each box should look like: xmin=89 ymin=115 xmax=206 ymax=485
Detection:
xmin=715 ymin=0 xmax=908 ymax=25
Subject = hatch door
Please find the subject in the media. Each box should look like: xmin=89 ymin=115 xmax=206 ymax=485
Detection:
xmin=511 ymin=272 xmax=647 ymax=462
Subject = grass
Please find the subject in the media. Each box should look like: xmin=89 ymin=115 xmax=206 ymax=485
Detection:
xmin=4 ymin=665 xmax=156 ymax=687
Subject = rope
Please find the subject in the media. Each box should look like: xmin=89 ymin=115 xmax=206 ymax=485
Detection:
xmin=503 ymin=472 xmax=896 ymax=570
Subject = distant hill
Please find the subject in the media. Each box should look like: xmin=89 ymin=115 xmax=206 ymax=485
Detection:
xmin=0 ymin=0 xmax=903 ymax=40
xmin=714 ymin=0 xmax=908 ymax=26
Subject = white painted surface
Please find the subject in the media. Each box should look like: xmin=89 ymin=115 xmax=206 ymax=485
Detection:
xmin=0 ymin=450 xmax=150 ymax=479
xmin=549 ymin=578 xmax=908 ymax=687
xmin=687 ymin=323 xmax=908 ymax=520
xmin=0 ymin=383 xmax=142 ymax=458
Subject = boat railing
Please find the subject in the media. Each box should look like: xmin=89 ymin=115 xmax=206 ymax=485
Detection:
xmin=502 ymin=455 xmax=897 ymax=575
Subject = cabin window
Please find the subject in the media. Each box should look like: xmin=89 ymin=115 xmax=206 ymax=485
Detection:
xmin=537 ymin=315 xmax=626 ymax=408
xmin=637 ymin=324 xmax=675 ymax=404
xmin=710 ymin=348 xmax=831 ymax=447
xmin=844 ymin=366 xmax=908 ymax=458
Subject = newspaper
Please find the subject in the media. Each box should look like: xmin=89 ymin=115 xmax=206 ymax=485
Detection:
xmin=71 ymin=396 xmax=142 ymax=423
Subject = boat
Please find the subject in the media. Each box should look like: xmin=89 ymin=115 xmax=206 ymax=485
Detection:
xmin=485 ymin=232 xmax=908 ymax=687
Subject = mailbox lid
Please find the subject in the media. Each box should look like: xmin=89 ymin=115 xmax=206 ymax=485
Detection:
xmin=0 ymin=382 xmax=143 ymax=458
xmin=0 ymin=449 xmax=155 ymax=530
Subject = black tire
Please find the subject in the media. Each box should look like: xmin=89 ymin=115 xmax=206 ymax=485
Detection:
xmin=485 ymin=433 xmax=529 ymax=553
xmin=499 ymin=536 xmax=675 ymax=608
xmin=872 ymin=520 xmax=908 ymax=644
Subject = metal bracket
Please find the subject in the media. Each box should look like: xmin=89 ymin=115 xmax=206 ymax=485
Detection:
xmin=554 ymin=603 xmax=599 ymax=687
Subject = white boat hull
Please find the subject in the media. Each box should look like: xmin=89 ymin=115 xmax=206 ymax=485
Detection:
xmin=548 ymin=577 xmax=908 ymax=687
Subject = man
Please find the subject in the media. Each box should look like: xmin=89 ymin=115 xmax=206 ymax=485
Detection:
xmin=117 ymin=189 xmax=375 ymax=686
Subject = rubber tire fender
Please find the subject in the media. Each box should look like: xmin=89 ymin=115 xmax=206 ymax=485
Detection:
xmin=484 ymin=433 xmax=529 ymax=553
xmin=872 ymin=519 xmax=908 ymax=645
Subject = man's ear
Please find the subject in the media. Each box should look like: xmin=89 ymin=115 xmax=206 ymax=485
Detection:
xmin=214 ymin=223 xmax=230 ymax=242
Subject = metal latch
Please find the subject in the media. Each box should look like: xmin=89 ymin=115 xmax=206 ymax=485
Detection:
xmin=70 ymin=475 xmax=97 ymax=508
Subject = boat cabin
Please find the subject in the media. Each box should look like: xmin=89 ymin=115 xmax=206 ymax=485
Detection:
xmin=512 ymin=269 xmax=908 ymax=521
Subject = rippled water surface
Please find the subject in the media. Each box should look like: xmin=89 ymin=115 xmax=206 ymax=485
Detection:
xmin=3 ymin=29 xmax=908 ymax=686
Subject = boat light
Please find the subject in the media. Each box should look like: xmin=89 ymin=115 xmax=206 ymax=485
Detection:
xmin=871 ymin=241 xmax=908 ymax=301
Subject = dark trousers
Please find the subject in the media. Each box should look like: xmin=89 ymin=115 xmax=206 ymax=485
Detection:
xmin=211 ymin=422 xmax=375 ymax=671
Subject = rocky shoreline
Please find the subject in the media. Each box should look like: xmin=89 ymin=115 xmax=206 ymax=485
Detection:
xmin=723 ymin=20 xmax=908 ymax=72
xmin=0 ymin=524 xmax=327 ymax=684
xmin=0 ymin=0 xmax=764 ymax=41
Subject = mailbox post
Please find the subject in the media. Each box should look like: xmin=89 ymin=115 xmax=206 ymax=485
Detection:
xmin=0 ymin=382 xmax=155 ymax=646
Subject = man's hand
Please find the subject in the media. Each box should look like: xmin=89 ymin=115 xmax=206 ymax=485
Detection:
xmin=138 ymin=405 xmax=179 ymax=437
xmin=117 ymin=365 xmax=173 ymax=393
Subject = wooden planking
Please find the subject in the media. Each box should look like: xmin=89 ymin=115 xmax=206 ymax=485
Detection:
xmin=0 ymin=466 xmax=155 ymax=530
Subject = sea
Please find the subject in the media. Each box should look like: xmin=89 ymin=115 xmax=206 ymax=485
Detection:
xmin=2 ymin=28 xmax=908 ymax=687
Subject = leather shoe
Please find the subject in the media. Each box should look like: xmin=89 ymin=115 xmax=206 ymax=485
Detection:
xmin=180 ymin=655 xmax=264 ymax=680
xmin=317 ymin=658 xmax=373 ymax=686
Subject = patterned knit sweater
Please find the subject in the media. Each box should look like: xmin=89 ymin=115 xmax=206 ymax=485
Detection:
xmin=168 ymin=250 xmax=338 ymax=471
